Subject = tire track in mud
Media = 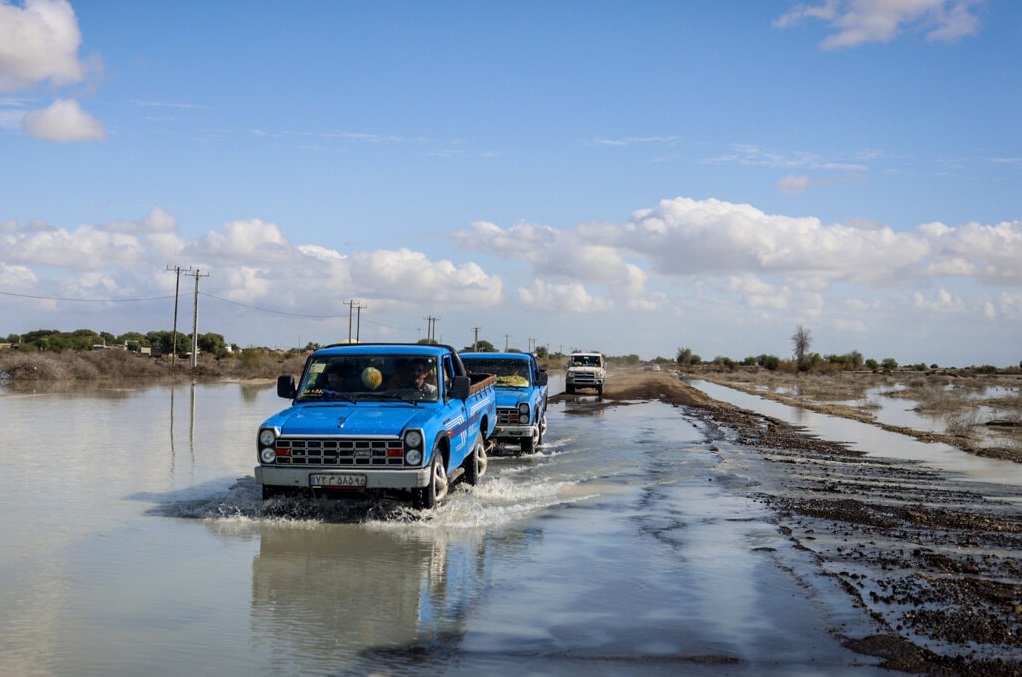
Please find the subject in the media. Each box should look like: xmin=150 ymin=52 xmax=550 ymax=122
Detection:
xmin=563 ymin=371 xmax=1022 ymax=676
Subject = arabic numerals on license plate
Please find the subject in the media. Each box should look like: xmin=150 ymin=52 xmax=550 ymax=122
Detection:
xmin=310 ymin=474 xmax=366 ymax=487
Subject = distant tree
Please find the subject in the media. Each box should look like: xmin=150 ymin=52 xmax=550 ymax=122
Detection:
xmin=468 ymin=339 xmax=496 ymax=352
xmin=535 ymin=345 xmax=549 ymax=359
xmin=758 ymin=354 xmax=780 ymax=370
xmin=304 ymin=342 xmax=321 ymax=352
xmin=676 ymin=346 xmax=698 ymax=367
xmin=865 ymin=358 xmax=880 ymax=372
xmin=791 ymin=325 xmax=812 ymax=370
xmin=197 ymin=332 xmax=229 ymax=358
xmin=712 ymin=356 xmax=736 ymax=371
xmin=881 ymin=358 xmax=898 ymax=373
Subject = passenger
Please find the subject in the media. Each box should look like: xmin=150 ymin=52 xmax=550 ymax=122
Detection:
xmin=323 ymin=362 xmax=359 ymax=395
xmin=392 ymin=357 xmax=437 ymax=395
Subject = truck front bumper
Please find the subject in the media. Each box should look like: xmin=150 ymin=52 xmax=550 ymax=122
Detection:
xmin=492 ymin=424 xmax=538 ymax=440
xmin=255 ymin=465 xmax=431 ymax=490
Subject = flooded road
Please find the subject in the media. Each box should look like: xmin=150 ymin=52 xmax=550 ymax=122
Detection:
xmin=2 ymin=380 xmax=914 ymax=676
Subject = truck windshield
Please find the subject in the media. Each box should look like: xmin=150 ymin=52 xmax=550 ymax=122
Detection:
xmin=463 ymin=359 xmax=530 ymax=387
xmin=296 ymin=354 xmax=440 ymax=403
xmin=571 ymin=356 xmax=600 ymax=367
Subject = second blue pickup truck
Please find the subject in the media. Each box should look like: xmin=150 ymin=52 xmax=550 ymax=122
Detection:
xmin=460 ymin=352 xmax=548 ymax=454
xmin=255 ymin=343 xmax=497 ymax=509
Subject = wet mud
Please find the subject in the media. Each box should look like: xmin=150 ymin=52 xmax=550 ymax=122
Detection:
xmin=554 ymin=372 xmax=1022 ymax=676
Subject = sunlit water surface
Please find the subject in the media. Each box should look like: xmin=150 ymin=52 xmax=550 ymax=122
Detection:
xmin=1 ymin=380 xmax=913 ymax=676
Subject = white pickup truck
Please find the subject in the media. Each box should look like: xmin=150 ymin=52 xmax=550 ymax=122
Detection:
xmin=564 ymin=351 xmax=606 ymax=397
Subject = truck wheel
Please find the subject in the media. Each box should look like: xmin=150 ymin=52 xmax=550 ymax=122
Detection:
xmin=565 ymin=384 xmax=575 ymax=394
xmin=463 ymin=432 xmax=488 ymax=485
xmin=521 ymin=419 xmax=543 ymax=454
xmin=413 ymin=447 xmax=448 ymax=509
xmin=597 ymin=384 xmax=604 ymax=398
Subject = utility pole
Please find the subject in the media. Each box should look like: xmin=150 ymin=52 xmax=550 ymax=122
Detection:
xmin=345 ymin=299 xmax=363 ymax=343
xmin=472 ymin=326 xmax=481 ymax=352
xmin=166 ymin=265 xmax=192 ymax=365
xmin=423 ymin=315 xmax=439 ymax=343
xmin=504 ymin=333 xmax=510 ymax=351
xmin=190 ymin=268 xmax=209 ymax=368
xmin=355 ymin=302 xmax=366 ymax=342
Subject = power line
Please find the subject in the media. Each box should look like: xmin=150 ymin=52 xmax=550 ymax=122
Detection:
xmin=0 ymin=289 xmax=175 ymax=302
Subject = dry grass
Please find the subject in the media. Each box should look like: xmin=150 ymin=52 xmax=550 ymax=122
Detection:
xmin=0 ymin=349 xmax=308 ymax=387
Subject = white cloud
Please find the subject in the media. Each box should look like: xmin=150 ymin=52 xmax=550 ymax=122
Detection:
xmin=188 ymin=219 xmax=294 ymax=261
xmin=774 ymin=0 xmax=984 ymax=49
xmin=101 ymin=207 xmax=178 ymax=234
xmin=0 ymin=0 xmax=86 ymax=91
xmin=3 ymin=198 xmax=1019 ymax=365
xmin=926 ymin=220 xmax=1022 ymax=283
xmin=778 ymin=174 xmax=811 ymax=194
xmin=22 ymin=98 xmax=105 ymax=141
xmin=348 ymin=248 xmax=502 ymax=307
xmin=913 ymin=287 xmax=966 ymax=313
xmin=621 ymin=197 xmax=929 ymax=285
xmin=516 ymin=280 xmax=613 ymax=313
xmin=7 ymin=224 xmax=147 ymax=270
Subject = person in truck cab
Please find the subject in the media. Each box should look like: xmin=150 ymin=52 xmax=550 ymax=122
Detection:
xmin=323 ymin=361 xmax=360 ymax=395
xmin=390 ymin=357 xmax=438 ymax=395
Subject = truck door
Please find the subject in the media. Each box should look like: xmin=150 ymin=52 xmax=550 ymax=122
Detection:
xmin=441 ymin=354 xmax=471 ymax=466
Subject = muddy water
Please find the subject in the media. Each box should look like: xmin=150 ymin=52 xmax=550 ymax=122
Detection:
xmin=692 ymin=379 xmax=1022 ymax=496
xmin=1 ymin=382 xmax=893 ymax=676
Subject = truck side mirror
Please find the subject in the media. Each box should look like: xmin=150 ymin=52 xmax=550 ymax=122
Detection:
xmin=449 ymin=375 xmax=470 ymax=399
xmin=536 ymin=372 xmax=548 ymax=386
xmin=277 ymin=374 xmax=296 ymax=399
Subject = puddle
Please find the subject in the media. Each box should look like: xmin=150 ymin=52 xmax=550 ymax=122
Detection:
xmin=690 ymin=380 xmax=1022 ymax=497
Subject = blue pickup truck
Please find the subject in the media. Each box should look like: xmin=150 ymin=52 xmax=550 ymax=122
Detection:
xmin=255 ymin=343 xmax=497 ymax=509
xmin=460 ymin=352 xmax=548 ymax=454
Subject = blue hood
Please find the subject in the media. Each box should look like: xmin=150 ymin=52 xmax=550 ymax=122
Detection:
xmin=262 ymin=403 xmax=429 ymax=436
xmin=494 ymin=388 xmax=531 ymax=408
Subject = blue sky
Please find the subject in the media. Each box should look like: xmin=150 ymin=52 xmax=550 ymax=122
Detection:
xmin=2 ymin=0 xmax=1020 ymax=366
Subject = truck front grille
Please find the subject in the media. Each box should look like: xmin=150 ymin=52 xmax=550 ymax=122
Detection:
xmin=274 ymin=438 xmax=406 ymax=467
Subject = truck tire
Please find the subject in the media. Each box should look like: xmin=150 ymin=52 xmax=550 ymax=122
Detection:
xmin=462 ymin=432 xmax=488 ymax=485
xmin=413 ymin=446 xmax=448 ymax=509
xmin=565 ymin=384 xmax=575 ymax=394
xmin=521 ymin=419 xmax=543 ymax=454
xmin=597 ymin=384 xmax=604 ymax=398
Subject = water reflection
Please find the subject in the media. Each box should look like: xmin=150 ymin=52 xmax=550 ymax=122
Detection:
xmin=241 ymin=521 xmax=493 ymax=675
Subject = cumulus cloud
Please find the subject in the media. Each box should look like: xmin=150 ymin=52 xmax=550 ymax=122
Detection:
xmin=774 ymin=0 xmax=984 ymax=49
xmin=349 ymin=248 xmax=502 ymax=307
xmin=0 ymin=0 xmax=86 ymax=91
xmin=22 ymin=98 xmax=105 ymax=141
xmin=4 ymin=198 xmax=1019 ymax=364
xmin=516 ymin=280 xmax=614 ymax=313
xmin=0 ymin=210 xmax=504 ymax=317
xmin=188 ymin=219 xmax=294 ymax=261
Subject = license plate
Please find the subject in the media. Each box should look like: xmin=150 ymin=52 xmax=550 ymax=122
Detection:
xmin=309 ymin=473 xmax=366 ymax=488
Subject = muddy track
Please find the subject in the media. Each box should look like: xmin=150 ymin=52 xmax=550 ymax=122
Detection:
xmin=554 ymin=372 xmax=1022 ymax=675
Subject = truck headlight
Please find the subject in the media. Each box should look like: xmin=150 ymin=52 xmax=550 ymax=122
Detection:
xmin=517 ymin=403 xmax=530 ymax=421
xmin=405 ymin=430 xmax=423 ymax=449
xmin=406 ymin=449 xmax=422 ymax=465
xmin=258 ymin=429 xmax=276 ymax=447
xmin=260 ymin=447 xmax=277 ymax=463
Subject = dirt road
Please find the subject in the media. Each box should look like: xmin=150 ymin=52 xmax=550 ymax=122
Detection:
xmin=554 ymin=372 xmax=1022 ymax=675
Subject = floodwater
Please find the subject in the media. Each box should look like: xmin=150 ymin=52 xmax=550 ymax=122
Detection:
xmin=3 ymin=379 xmax=913 ymax=676
xmin=692 ymin=379 xmax=1022 ymax=496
